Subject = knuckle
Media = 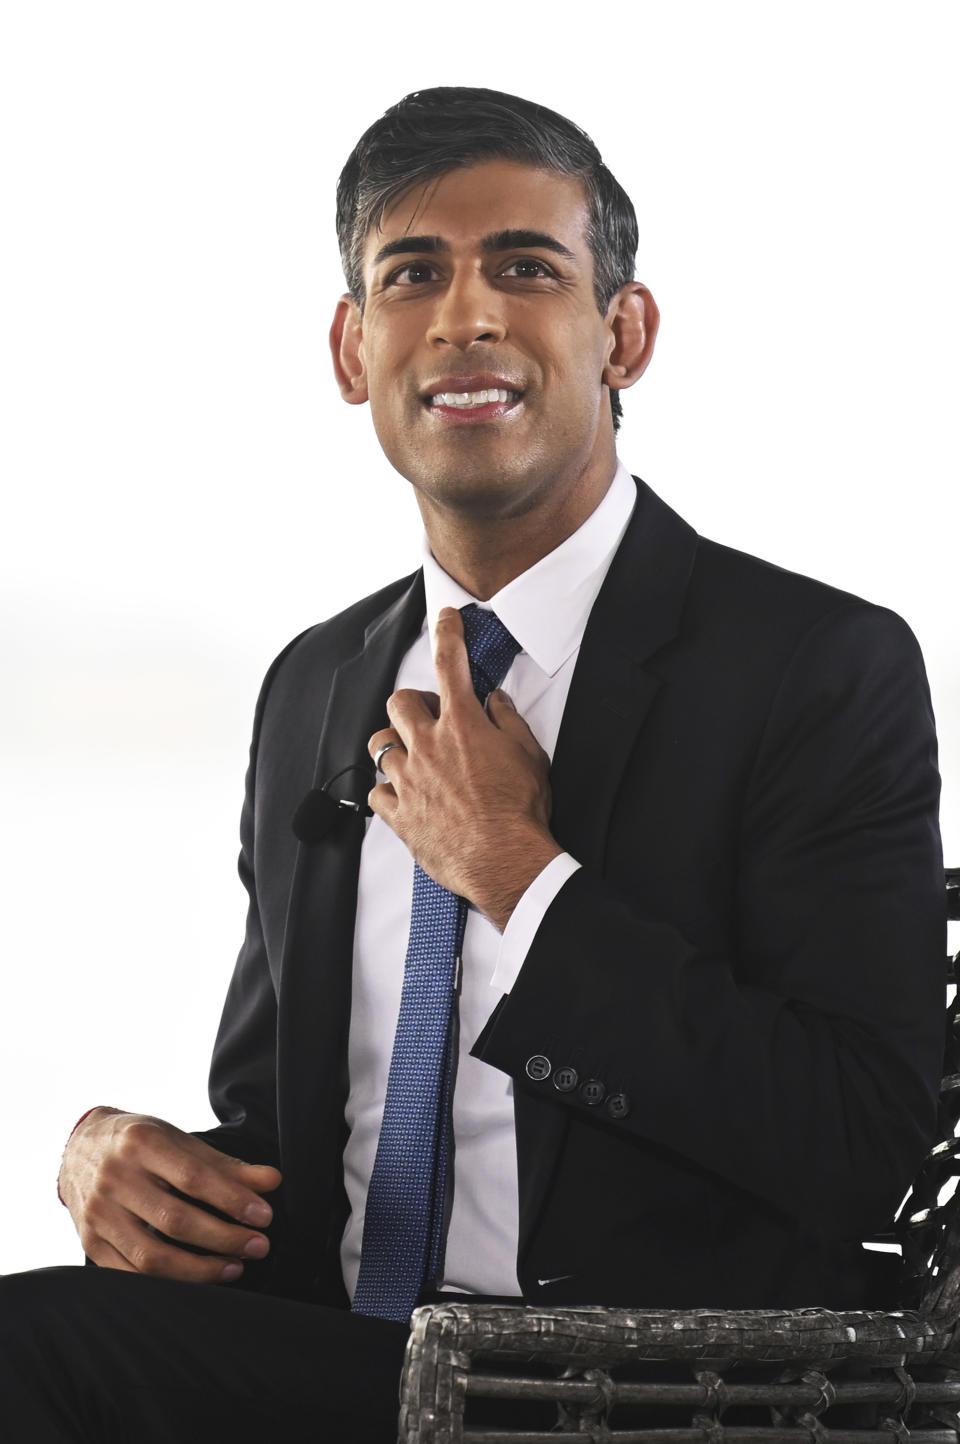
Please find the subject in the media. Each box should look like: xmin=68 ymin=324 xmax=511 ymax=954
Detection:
xmin=152 ymin=1200 xmax=186 ymax=1239
xmin=174 ymin=1162 xmax=204 ymax=1197
xmin=115 ymin=1118 xmax=159 ymax=1165
xmin=114 ymin=1124 xmax=142 ymax=1161
xmin=130 ymin=1241 xmax=157 ymax=1274
xmin=99 ymin=1153 xmax=126 ymax=1190
xmin=84 ymin=1194 xmax=109 ymax=1230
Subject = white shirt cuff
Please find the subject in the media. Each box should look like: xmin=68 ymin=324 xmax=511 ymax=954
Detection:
xmin=489 ymin=852 xmax=582 ymax=994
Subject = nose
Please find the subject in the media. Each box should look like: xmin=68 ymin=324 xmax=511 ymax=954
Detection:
xmin=425 ymin=267 xmax=507 ymax=348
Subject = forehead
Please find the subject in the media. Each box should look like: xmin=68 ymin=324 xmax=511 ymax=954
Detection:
xmin=362 ymin=158 xmax=591 ymax=268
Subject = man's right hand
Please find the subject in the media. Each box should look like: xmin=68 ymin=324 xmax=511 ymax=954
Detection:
xmin=57 ymin=1106 xmax=283 ymax=1284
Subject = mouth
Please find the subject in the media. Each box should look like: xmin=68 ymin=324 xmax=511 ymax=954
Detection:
xmin=421 ymin=376 xmax=524 ymax=424
xmin=427 ymin=386 xmax=522 ymax=410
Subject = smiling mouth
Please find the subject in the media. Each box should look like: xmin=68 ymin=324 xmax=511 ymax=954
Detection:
xmin=426 ymin=387 xmax=522 ymax=410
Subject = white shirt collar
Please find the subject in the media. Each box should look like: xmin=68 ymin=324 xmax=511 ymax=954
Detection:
xmin=421 ymin=460 xmax=637 ymax=678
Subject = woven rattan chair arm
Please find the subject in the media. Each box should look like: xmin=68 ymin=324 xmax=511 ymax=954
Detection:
xmin=399 ymin=1305 xmax=960 ymax=1442
xmin=405 ymin=1303 xmax=957 ymax=1370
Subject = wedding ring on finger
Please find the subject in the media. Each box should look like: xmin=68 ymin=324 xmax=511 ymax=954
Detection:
xmin=374 ymin=741 xmax=404 ymax=773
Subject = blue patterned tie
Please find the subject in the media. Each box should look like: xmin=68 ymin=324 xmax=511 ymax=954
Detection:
xmin=351 ymin=604 xmax=521 ymax=1322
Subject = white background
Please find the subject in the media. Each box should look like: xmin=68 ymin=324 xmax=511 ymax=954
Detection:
xmin=2 ymin=1 xmax=957 ymax=1274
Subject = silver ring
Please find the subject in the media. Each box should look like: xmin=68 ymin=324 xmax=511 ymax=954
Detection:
xmin=374 ymin=741 xmax=403 ymax=772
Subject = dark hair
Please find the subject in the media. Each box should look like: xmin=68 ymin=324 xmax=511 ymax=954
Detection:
xmin=336 ymin=87 xmax=639 ymax=432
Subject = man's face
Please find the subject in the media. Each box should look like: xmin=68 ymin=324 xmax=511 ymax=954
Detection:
xmin=339 ymin=158 xmax=625 ymax=524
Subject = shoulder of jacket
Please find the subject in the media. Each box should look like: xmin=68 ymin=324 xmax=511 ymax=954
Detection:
xmin=690 ymin=533 xmax=912 ymax=633
xmin=265 ymin=569 xmax=422 ymax=675
xmin=670 ymin=534 xmax=926 ymax=688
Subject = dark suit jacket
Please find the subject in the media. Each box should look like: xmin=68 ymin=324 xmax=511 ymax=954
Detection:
xmin=196 ymin=478 xmax=945 ymax=1312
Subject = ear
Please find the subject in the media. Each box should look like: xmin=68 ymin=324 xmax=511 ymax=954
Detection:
xmin=329 ymin=294 xmax=369 ymax=405
xmin=602 ymin=282 xmax=660 ymax=392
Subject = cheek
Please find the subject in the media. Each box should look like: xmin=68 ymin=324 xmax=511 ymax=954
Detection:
xmin=366 ymin=384 xmax=423 ymax=464
xmin=362 ymin=346 xmax=405 ymax=419
xmin=542 ymin=316 xmax=609 ymax=385
xmin=545 ymin=340 xmax=608 ymax=414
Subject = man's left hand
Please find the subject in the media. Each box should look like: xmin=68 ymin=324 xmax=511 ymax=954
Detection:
xmin=368 ymin=607 xmax=563 ymax=930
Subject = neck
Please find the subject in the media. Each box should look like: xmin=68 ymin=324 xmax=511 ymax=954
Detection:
xmin=418 ymin=458 xmax=617 ymax=601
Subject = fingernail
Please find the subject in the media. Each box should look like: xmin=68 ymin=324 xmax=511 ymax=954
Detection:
xmin=496 ymin=689 xmax=516 ymax=709
xmin=221 ymin=1263 xmax=243 ymax=1282
xmin=243 ymin=1235 xmax=269 ymax=1259
xmin=244 ymin=1201 xmax=271 ymax=1226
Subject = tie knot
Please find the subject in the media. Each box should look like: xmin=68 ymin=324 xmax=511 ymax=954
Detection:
xmin=460 ymin=603 xmax=521 ymax=701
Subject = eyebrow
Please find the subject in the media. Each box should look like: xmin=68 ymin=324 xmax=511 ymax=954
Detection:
xmin=370 ymin=228 xmax=578 ymax=269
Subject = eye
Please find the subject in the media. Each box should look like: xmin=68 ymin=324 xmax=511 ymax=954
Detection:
xmin=500 ymin=258 xmax=554 ymax=279
xmin=385 ymin=261 xmax=439 ymax=286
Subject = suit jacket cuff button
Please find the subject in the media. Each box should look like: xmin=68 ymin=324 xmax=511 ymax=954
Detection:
xmin=606 ymin=1091 xmax=631 ymax=1119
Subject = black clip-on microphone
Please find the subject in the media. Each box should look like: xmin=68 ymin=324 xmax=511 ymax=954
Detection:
xmin=292 ymin=763 xmax=374 ymax=845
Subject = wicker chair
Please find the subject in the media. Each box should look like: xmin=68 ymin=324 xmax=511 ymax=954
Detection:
xmin=398 ymin=869 xmax=960 ymax=1442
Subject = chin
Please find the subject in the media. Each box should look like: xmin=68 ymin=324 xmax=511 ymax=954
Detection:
xmin=394 ymin=433 xmax=555 ymax=513
xmin=411 ymin=463 xmax=554 ymax=523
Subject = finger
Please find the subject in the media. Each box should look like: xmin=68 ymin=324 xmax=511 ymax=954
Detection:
xmin=368 ymin=729 xmax=406 ymax=777
xmin=138 ymin=1177 xmax=272 ymax=1260
xmin=129 ymin=1124 xmax=279 ymax=1229
xmin=434 ymin=607 xmax=477 ymax=716
xmin=96 ymin=1157 xmax=271 ymax=1262
xmin=82 ymin=1237 xmax=138 ymax=1273
xmin=233 ymin=1161 xmax=282 ymax=1197
xmin=368 ymin=780 xmax=399 ymax=824
xmin=165 ymin=1152 xmax=280 ymax=1230
xmin=386 ymin=688 xmax=441 ymax=739
xmin=104 ymin=1205 xmax=248 ymax=1284
xmin=219 ymin=1157 xmax=282 ymax=1195
xmin=387 ymin=687 xmax=440 ymax=726
xmin=486 ymin=690 xmax=548 ymax=759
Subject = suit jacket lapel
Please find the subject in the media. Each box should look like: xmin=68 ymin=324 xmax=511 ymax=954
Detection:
xmin=276 ymin=572 xmax=426 ymax=1224
xmin=514 ymin=479 xmax=698 ymax=1260
xmin=550 ymin=478 xmax=698 ymax=865
xmin=311 ymin=572 xmax=427 ymax=804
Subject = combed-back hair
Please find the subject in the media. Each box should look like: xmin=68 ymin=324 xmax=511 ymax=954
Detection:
xmin=336 ymin=87 xmax=639 ymax=432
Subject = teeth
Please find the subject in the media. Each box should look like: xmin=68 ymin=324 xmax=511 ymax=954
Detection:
xmin=429 ymin=388 xmax=519 ymax=409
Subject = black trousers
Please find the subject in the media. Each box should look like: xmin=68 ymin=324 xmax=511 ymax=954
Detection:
xmin=0 ymin=1266 xmax=409 ymax=1443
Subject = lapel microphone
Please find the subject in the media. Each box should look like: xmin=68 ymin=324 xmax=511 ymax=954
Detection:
xmin=292 ymin=763 xmax=374 ymax=845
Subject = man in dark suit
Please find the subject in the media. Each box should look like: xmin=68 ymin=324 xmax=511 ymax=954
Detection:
xmin=2 ymin=87 xmax=945 ymax=1442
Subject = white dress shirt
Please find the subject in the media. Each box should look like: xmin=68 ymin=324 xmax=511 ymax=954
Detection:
xmin=341 ymin=461 xmax=637 ymax=1299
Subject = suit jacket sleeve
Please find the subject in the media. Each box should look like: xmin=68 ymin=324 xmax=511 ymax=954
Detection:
xmin=474 ymin=601 xmax=946 ymax=1240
